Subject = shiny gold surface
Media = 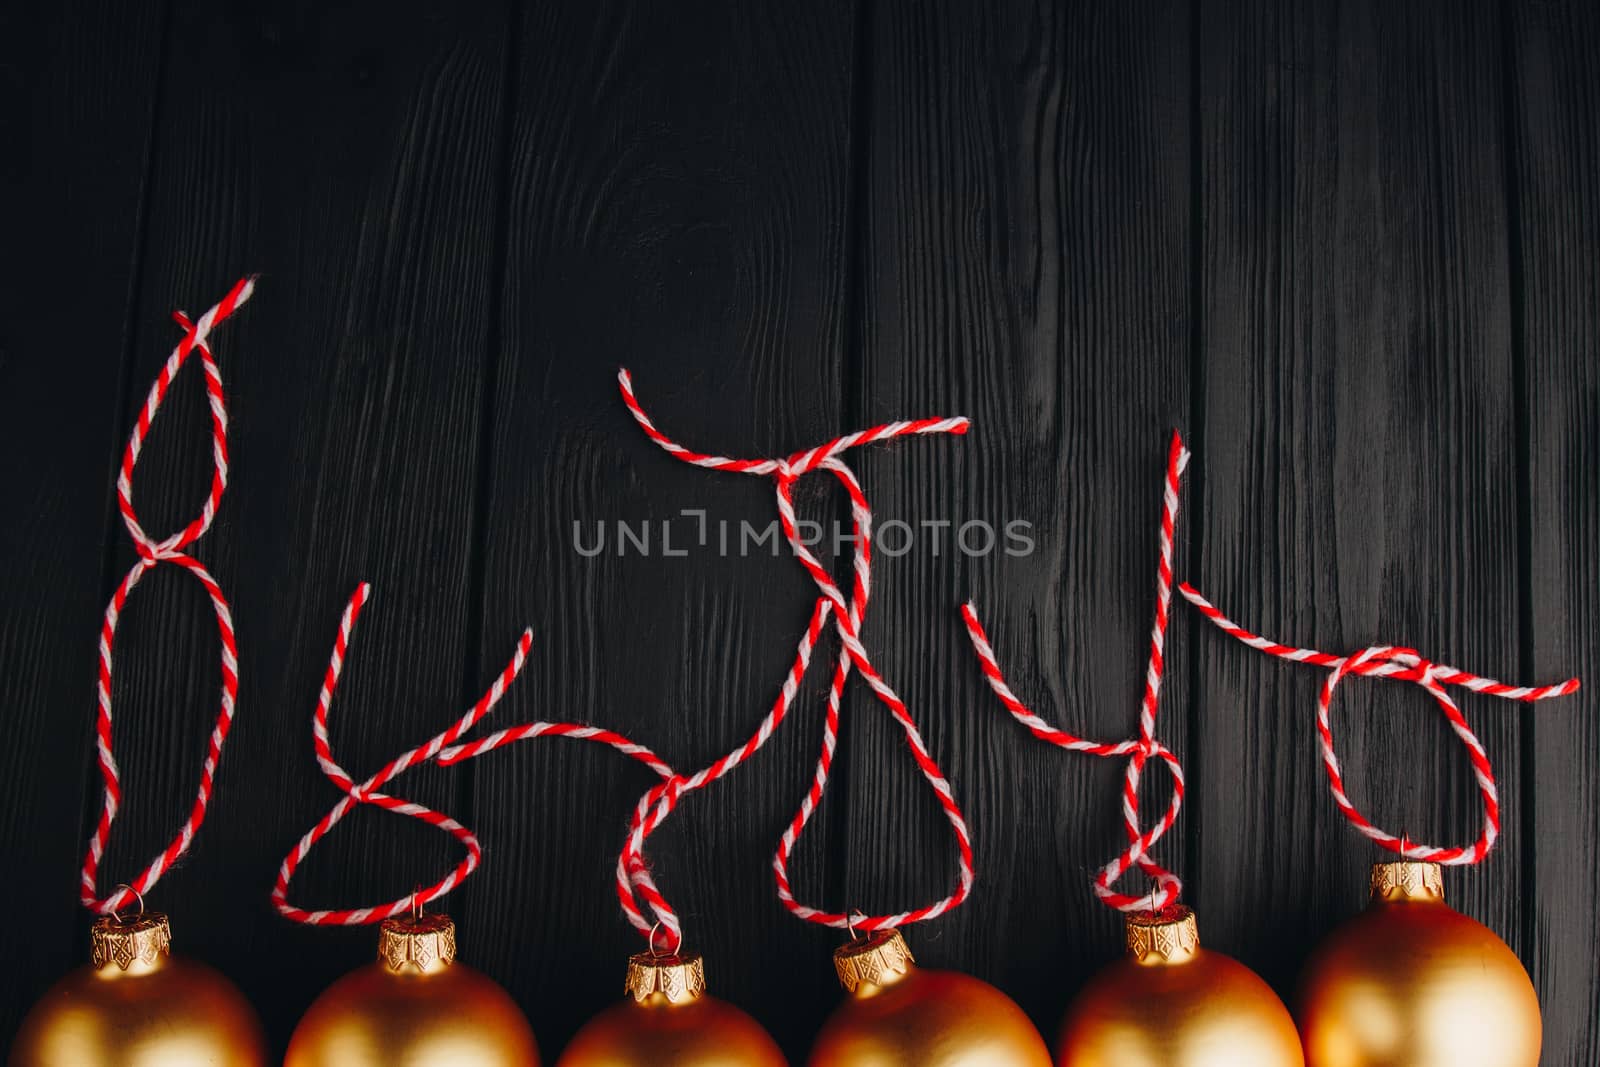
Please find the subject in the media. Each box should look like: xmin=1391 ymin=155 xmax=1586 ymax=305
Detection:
xmin=1298 ymin=863 xmax=1541 ymax=1067
xmin=1056 ymin=909 xmax=1303 ymax=1067
xmin=833 ymin=931 xmax=915 ymax=993
xmin=285 ymin=916 xmax=539 ymax=1067
xmin=10 ymin=914 xmax=267 ymax=1067
xmin=378 ymin=913 xmax=458 ymax=973
xmin=809 ymin=939 xmax=1052 ymax=1066
xmin=625 ymin=951 xmax=708 ymax=1004
xmin=558 ymin=955 xmax=784 ymax=1066
xmin=1368 ymin=861 xmax=1443 ymax=903
xmin=1125 ymin=906 xmax=1201 ymax=965
xmin=89 ymin=913 xmax=171 ymax=973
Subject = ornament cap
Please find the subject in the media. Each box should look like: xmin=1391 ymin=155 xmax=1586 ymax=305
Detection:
xmin=833 ymin=929 xmax=916 ymax=994
xmin=1124 ymin=905 xmax=1201 ymax=966
xmin=625 ymin=951 xmax=706 ymax=1005
xmin=377 ymin=913 xmax=457 ymax=974
xmin=90 ymin=911 xmax=172 ymax=975
xmin=1370 ymin=860 xmax=1444 ymax=903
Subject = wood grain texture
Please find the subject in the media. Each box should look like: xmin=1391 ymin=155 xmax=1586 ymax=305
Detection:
xmin=457 ymin=1 xmax=860 ymax=1058
xmin=1506 ymin=0 xmax=1600 ymax=1060
xmin=1193 ymin=0 xmax=1525 ymax=994
xmin=82 ymin=0 xmax=512 ymax=1049
xmin=846 ymin=0 xmax=1192 ymax=1034
xmin=3 ymin=2 xmax=1598 ymax=1060
xmin=0 ymin=0 xmax=168 ymax=1038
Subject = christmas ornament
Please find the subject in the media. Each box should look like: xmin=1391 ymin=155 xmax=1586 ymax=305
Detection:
xmin=1055 ymin=907 xmax=1302 ymax=1067
xmin=11 ymin=909 xmax=265 ymax=1067
xmin=285 ymin=911 xmax=540 ymax=1067
xmin=13 ymin=279 xmax=267 ymax=1067
xmin=808 ymin=929 xmax=1051 ymax=1067
xmin=617 ymin=371 xmax=1049 ymax=1065
xmin=1297 ymin=861 xmax=1540 ymax=1067
xmin=556 ymin=951 xmax=785 ymax=1066
xmin=1178 ymin=580 xmax=1579 ymax=1067
xmin=965 ymin=434 xmax=1299 ymax=1067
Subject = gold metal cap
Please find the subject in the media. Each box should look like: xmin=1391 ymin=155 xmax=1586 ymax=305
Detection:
xmin=1370 ymin=861 xmax=1444 ymax=903
xmin=625 ymin=951 xmax=706 ymax=1004
xmin=833 ymin=930 xmax=916 ymax=993
xmin=1125 ymin=905 xmax=1201 ymax=966
xmin=91 ymin=912 xmax=172 ymax=973
xmin=378 ymin=913 xmax=457 ymax=974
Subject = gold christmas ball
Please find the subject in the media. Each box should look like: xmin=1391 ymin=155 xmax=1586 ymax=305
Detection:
xmin=557 ymin=951 xmax=784 ymax=1066
xmin=1055 ymin=906 xmax=1302 ymax=1067
xmin=1298 ymin=861 xmax=1541 ymax=1067
xmin=285 ymin=913 xmax=540 ymax=1066
xmin=556 ymin=950 xmax=784 ymax=1066
xmin=10 ymin=912 xmax=267 ymax=1067
xmin=807 ymin=930 xmax=1052 ymax=1066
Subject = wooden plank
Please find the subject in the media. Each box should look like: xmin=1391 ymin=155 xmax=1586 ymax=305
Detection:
xmin=1193 ymin=0 xmax=1524 ymax=995
xmin=0 ymin=0 xmax=167 ymax=1038
xmin=88 ymin=1 xmax=512 ymax=1049
xmin=1507 ymin=0 xmax=1600 ymax=1060
xmin=459 ymin=2 xmax=860 ymax=1058
xmin=846 ymin=0 xmax=1193 ymax=1034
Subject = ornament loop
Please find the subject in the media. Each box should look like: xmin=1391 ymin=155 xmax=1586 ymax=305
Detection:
xmin=1179 ymin=582 xmax=1582 ymax=867
xmin=109 ymin=883 xmax=145 ymax=923
xmin=81 ymin=278 xmax=255 ymax=917
xmin=272 ymin=583 xmax=532 ymax=925
xmin=1319 ymin=645 xmax=1500 ymax=864
xmin=647 ymin=920 xmax=683 ymax=957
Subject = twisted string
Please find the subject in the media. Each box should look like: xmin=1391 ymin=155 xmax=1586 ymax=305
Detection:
xmin=619 ymin=369 xmax=974 ymax=933
xmin=273 ymin=584 xmax=523 ymax=924
xmin=437 ymin=600 xmax=833 ymax=951
xmin=274 ymin=584 xmax=668 ymax=924
xmin=82 ymin=277 xmax=256 ymax=916
xmin=617 ymin=596 xmax=834 ymax=951
xmin=1178 ymin=583 xmax=1581 ymax=865
xmin=960 ymin=432 xmax=1191 ymax=912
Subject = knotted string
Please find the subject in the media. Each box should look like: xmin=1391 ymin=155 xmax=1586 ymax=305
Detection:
xmin=83 ymin=277 xmax=256 ymax=916
xmin=961 ymin=432 xmax=1191 ymax=911
xmin=618 ymin=369 xmax=974 ymax=934
xmin=274 ymin=583 xmax=670 ymax=924
xmin=1178 ymin=583 xmax=1581 ymax=864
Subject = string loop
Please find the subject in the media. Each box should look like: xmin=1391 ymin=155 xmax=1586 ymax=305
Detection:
xmin=275 ymin=584 xmax=673 ymax=924
xmin=82 ymin=278 xmax=256 ymax=916
xmin=1179 ymin=583 xmax=1580 ymax=865
xmin=272 ymin=583 xmax=529 ymax=924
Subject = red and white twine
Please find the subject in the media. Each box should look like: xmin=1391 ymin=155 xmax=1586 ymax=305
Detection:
xmin=1178 ymin=582 xmax=1581 ymax=865
xmin=618 ymin=369 xmax=974 ymax=936
xmin=82 ymin=278 xmax=256 ymax=916
xmin=612 ymin=596 xmax=835 ymax=950
xmin=961 ymin=432 xmax=1191 ymax=912
xmin=437 ymin=597 xmax=834 ymax=952
xmin=274 ymin=584 xmax=671 ymax=925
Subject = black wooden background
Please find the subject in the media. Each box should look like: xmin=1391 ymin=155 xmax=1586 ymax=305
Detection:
xmin=2 ymin=0 xmax=1596 ymax=1061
